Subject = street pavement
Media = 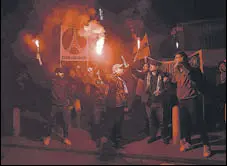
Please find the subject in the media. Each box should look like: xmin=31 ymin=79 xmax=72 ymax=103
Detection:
xmin=1 ymin=127 xmax=226 ymax=165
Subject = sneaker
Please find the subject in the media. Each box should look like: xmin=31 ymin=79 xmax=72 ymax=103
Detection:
xmin=112 ymin=142 xmax=122 ymax=149
xmin=147 ymin=137 xmax=157 ymax=144
xmin=43 ymin=136 xmax=51 ymax=146
xmin=63 ymin=138 xmax=72 ymax=146
xmin=203 ymin=145 xmax=212 ymax=158
xmin=162 ymin=138 xmax=170 ymax=145
xmin=180 ymin=140 xmax=191 ymax=152
xmin=98 ymin=137 xmax=108 ymax=153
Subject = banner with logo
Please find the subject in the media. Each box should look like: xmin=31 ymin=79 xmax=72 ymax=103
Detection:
xmin=60 ymin=25 xmax=88 ymax=62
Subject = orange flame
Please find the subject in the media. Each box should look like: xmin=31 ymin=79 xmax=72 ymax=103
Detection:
xmin=96 ymin=36 xmax=105 ymax=55
xmin=34 ymin=40 xmax=40 ymax=48
xmin=137 ymin=37 xmax=140 ymax=50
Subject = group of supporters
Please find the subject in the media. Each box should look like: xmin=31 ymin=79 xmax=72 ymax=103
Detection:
xmin=15 ymin=51 xmax=226 ymax=158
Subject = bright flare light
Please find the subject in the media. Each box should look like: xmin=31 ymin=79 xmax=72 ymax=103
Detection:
xmin=96 ymin=36 xmax=105 ymax=55
xmin=137 ymin=37 xmax=140 ymax=50
xmin=176 ymin=41 xmax=179 ymax=48
xmin=33 ymin=39 xmax=40 ymax=48
xmin=32 ymin=39 xmax=42 ymax=65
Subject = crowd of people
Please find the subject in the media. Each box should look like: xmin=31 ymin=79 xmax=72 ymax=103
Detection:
xmin=15 ymin=51 xmax=226 ymax=158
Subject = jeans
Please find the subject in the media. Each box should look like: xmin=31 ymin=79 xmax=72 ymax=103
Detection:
xmin=90 ymin=106 xmax=104 ymax=141
xmin=149 ymin=102 xmax=168 ymax=139
xmin=144 ymin=103 xmax=152 ymax=134
xmin=179 ymin=97 xmax=209 ymax=145
xmin=47 ymin=105 xmax=71 ymax=138
xmin=102 ymin=106 xmax=124 ymax=144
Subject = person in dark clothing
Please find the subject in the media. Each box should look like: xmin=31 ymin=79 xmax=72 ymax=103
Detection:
xmin=14 ymin=64 xmax=33 ymax=110
xmin=215 ymin=61 xmax=226 ymax=129
xmin=89 ymin=69 xmax=109 ymax=149
xmin=82 ymin=68 xmax=97 ymax=131
xmin=172 ymin=51 xmax=211 ymax=158
xmin=100 ymin=64 xmax=129 ymax=150
xmin=131 ymin=61 xmax=151 ymax=135
xmin=43 ymin=68 xmax=73 ymax=146
xmin=146 ymin=61 xmax=171 ymax=144
xmin=161 ymin=73 xmax=178 ymax=142
xmin=68 ymin=68 xmax=84 ymax=128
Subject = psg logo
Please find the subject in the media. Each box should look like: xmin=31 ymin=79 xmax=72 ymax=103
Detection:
xmin=62 ymin=27 xmax=87 ymax=55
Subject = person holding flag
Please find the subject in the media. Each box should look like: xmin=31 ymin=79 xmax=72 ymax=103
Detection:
xmin=133 ymin=33 xmax=150 ymax=62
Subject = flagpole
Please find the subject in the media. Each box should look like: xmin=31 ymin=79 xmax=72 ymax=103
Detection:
xmin=87 ymin=36 xmax=89 ymax=69
xmin=133 ymin=32 xmax=150 ymax=62
xmin=133 ymin=50 xmax=140 ymax=62
xmin=60 ymin=24 xmax=63 ymax=68
xmin=133 ymin=37 xmax=140 ymax=62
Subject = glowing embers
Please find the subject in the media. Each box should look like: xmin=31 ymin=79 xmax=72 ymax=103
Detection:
xmin=96 ymin=36 xmax=105 ymax=55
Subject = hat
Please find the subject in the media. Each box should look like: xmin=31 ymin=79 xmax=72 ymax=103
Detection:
xmin=55 ymin=68 xmax=65 ymax=73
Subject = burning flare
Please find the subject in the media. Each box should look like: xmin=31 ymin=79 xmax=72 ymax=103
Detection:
xmin=137 ymin=37 xmax=140 ymax=50
xmin=96 ymin=36 xmax=105 ymax=55
xmin=33 ymin=39 xmax=40 ymax=48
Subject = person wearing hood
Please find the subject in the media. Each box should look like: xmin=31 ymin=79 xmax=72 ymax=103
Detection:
xmin=43 ymin=68 xmax=73 ymax=146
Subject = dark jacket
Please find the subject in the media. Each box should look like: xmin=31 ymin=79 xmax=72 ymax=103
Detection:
xmin=106 ymin=75 xmax=128 ymax=108
xmin=131 ymin=67 xmax=150 ymax=102
xmin=51 ymin=77 xmax=71 ymax=107
xmin=93 ymin=79 xmax=108 ymax=110
xmin=147 ymin=71 xmax=165 ymax=104
xmin=172 ymin=63 xmax=201 ymax=100
xmin=68 ymin=76 xmax=84 ymax=101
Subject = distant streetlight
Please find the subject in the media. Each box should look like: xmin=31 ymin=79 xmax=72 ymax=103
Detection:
xmin=176 ymin=41 xmax=179 ymax=49
xmin=99 ymin=8 xmax=104 ymax=20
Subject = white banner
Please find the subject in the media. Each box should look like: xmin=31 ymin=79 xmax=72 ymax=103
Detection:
xmin=60 ymin=25 xmax=88 ymax=62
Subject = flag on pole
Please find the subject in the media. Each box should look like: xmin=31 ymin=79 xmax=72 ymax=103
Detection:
xmin=133 ymin=33 xmax=150 ymax=61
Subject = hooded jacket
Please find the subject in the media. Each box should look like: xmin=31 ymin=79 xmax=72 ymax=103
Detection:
xmin=51 ymin=76 xmax=71 ymax=107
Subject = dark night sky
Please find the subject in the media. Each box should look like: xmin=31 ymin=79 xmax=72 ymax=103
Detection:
xmin=98 ymin=0 xmax=226 ymax=26
xmin=1 ymin=0 xmax=226 ymax=25
xmin=153 ymin=0 xmax=226 ymax=25
xmin=1 ymin=0 xmax=19 ymax=17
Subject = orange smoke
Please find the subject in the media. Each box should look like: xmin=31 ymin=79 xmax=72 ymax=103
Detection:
xmin=23 ymin=33 xmax=43 ymax=52
xmin=26 ymin=1 xmax=131 ymax=71
xmin=23 ymin=34 xmax=36 ymax=52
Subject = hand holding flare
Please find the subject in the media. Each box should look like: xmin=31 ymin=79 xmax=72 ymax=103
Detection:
xmin=33 ymin=39 xmax=43 ymax=66
xmin=121 ymin=56 xmax=129 ymax=68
